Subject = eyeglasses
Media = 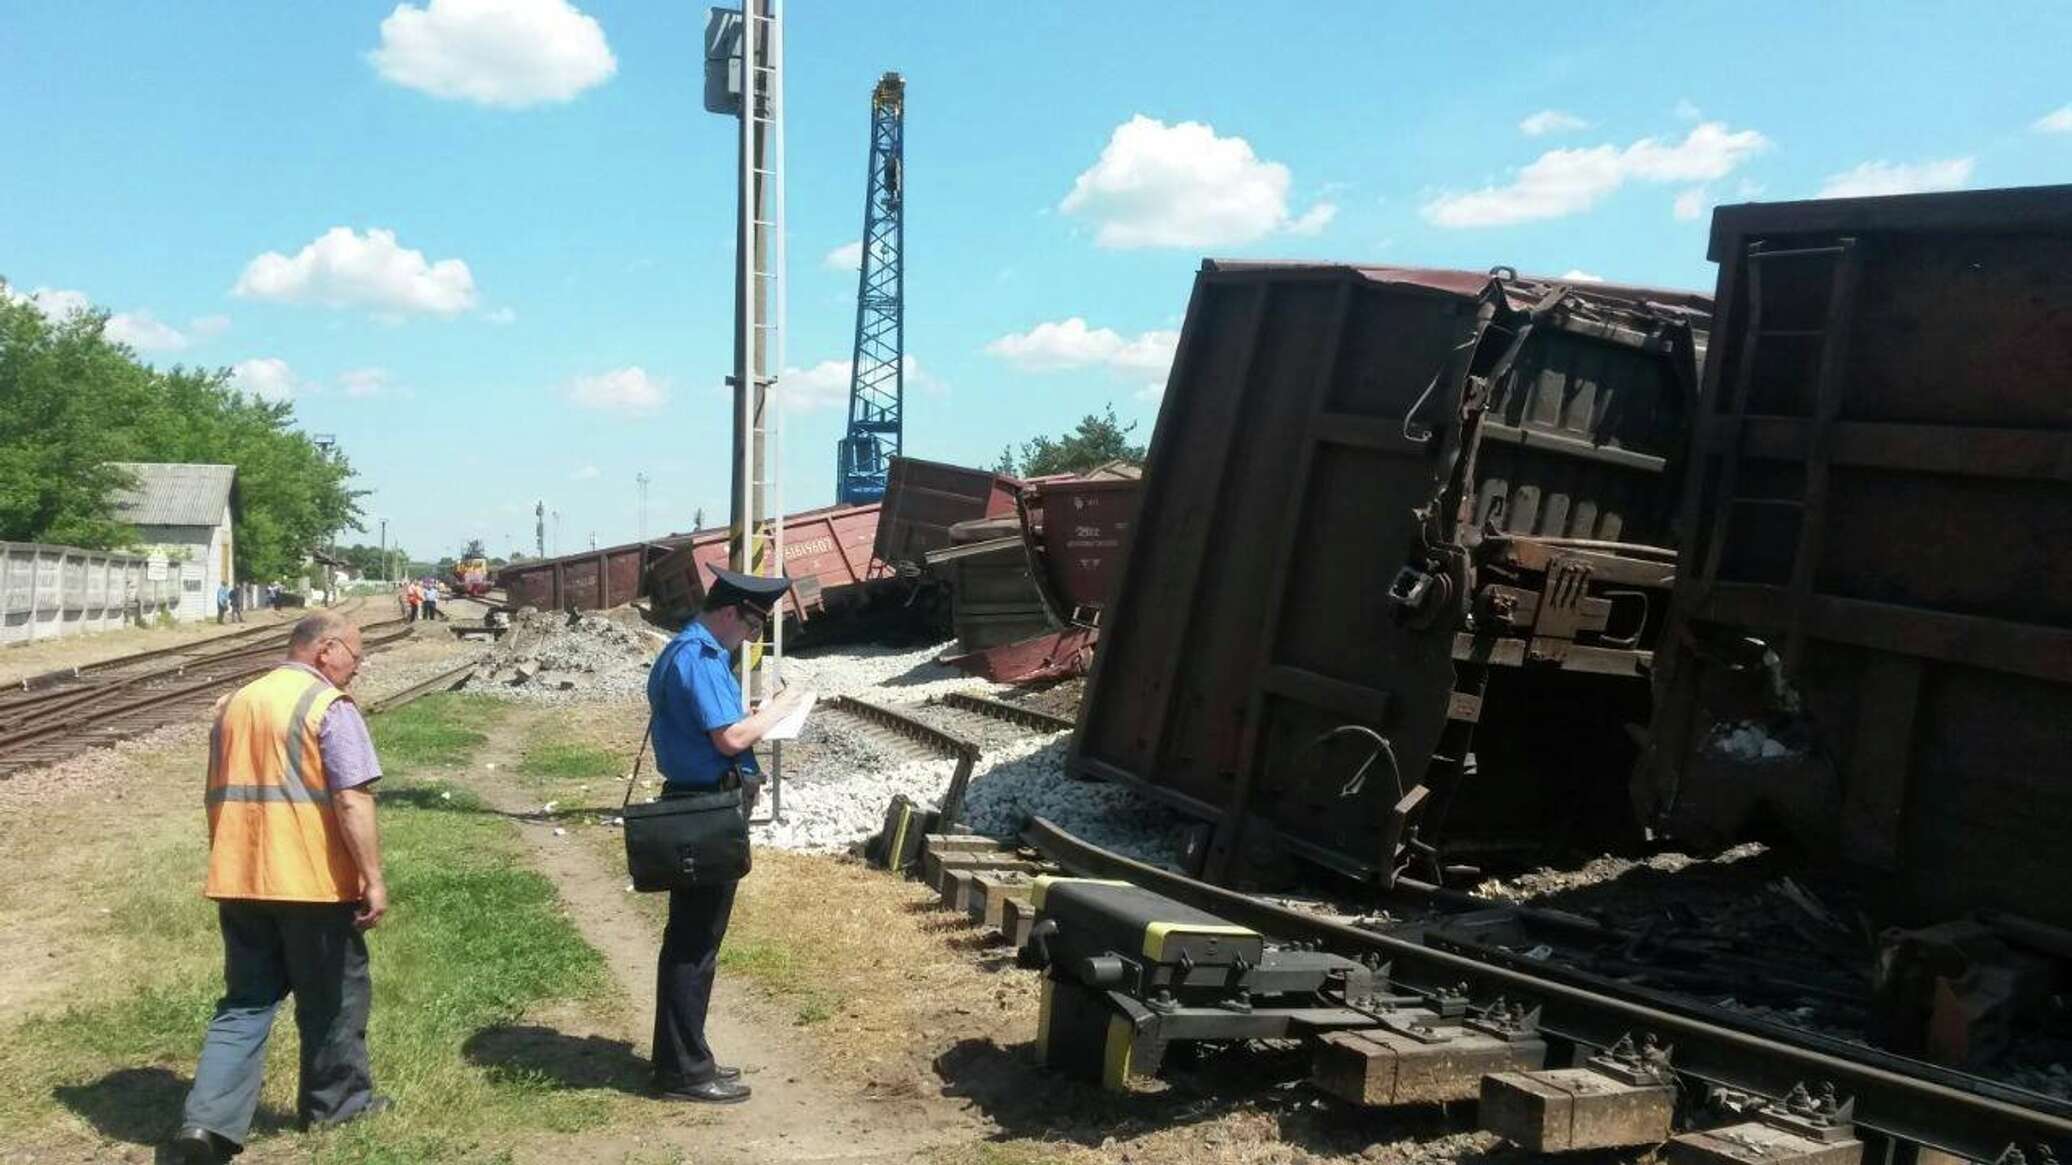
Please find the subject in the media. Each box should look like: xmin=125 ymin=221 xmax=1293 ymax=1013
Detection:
xmin=325 ymin=638 xmax=363 ymax=665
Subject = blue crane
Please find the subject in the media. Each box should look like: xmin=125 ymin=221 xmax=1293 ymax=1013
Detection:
xmin=836 ymin=72 xmax=904 ymax=505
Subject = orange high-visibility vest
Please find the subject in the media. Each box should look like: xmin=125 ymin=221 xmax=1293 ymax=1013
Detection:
xmin=203 ymin=665 xmax=361 ymax=902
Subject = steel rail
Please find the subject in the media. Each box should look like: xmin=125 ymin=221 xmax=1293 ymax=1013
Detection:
xmin=828 ymin=694 xmax=980 ymax=826
xmin=1023 ymin=816 xmax=2072 ymax=1163
xmin=3 ymin=597 xmax=375 ymax=698
xmin=935 ymin=690 xmax=1076 ymax=734
xmin=0 ymin=625 xmax=415 ymax=757
xmin=362 ymin=661 xmax=479 ymax=716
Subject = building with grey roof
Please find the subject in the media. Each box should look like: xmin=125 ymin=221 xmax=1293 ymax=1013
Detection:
xmin=107 ymin=462 xmax=238 ymax=622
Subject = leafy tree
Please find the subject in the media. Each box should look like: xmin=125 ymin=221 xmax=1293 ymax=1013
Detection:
xmin=336 ymin=542 xmax=407 ymax=580
xmin=1005 ymin=406 xmax=1146 ymax=478
xmin=0 ymin=282 xmax=362 ymax=580
xmin=992 ymin=446 xmax=1018 ymax=476
xmin=460 ymin=537 xmax=487 ymax=559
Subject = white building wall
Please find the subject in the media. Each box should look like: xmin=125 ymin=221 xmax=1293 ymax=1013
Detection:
xmin=136 ymin=509 xmax=231 ymax=623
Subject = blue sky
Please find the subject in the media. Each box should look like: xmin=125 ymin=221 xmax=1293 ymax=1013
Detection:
xmin=3 ymin=1 xmax=2066 ymax=563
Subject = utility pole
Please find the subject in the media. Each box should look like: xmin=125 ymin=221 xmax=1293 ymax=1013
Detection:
xmin=552 ymin=510 xmax=562 ymax=557
xmin=706 ymin=0 xmax=787 ymax=821
xmin=534 ymin=501 xmax=545 ymax=559
xmin=636 ymin=471 xmax=651 ymax=541
xmin=378 ymin=517 xmax=388 ymax=583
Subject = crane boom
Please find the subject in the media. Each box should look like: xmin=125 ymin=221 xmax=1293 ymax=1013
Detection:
xmin=836 ymin=72 xmax=904 ymax=505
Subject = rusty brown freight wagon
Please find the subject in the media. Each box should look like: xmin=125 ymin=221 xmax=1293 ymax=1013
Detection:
xmin=647 ymin=503 xmax=888 ymax=623
xmin=1640 ymin=184 xmax=2072 ymax=929
xmin=497 ymin=542 xmax=666 ymax=611
xmin=873 ymin=457 xmax=1025 ymax=566
xmin=1073 ymin=261 xmax=1710 ymax=889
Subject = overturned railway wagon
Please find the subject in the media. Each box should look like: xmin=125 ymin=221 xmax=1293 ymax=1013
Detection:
xmin=1641 ymin=184 xmax=2072 ymax=929
xmin=647 ymin=502 xmax=888 ymax=623
xmin=872 ymin=456 xmax=1025 ymax=567
xmin=1074 ymin=260 xmax=1710 ymax=888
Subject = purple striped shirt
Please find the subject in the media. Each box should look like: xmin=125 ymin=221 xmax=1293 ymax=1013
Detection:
xmin=282 ymin=663 xmax=383 ymax=792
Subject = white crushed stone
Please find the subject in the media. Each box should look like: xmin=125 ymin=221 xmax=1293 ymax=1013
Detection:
xmin=466 ymin=610 xmax=656 ymax=704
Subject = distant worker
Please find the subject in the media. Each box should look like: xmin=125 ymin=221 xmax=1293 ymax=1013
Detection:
xmin=216 ymin=582 xmax=232 ymax=625
xmin=643 ymin=568 xmax=802 ymax=1104
xmin=169 ymin=612 xmax=391 ymax=1163
xmin=421 ymin=579 xmax=441 ymax=622
xmin=228 ymin=584 xmax=246 ymax=624
xmin=404 ymin=580 xmax=421 ymax=623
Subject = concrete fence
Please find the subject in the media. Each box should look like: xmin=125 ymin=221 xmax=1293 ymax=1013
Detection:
xmin=0 ymin=541 xmax=180 ymax=646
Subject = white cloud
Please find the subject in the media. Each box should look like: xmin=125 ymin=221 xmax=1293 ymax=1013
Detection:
xmin=12 ymin=287 xmax=191 ymax=351
xmin=338 ymin=367 xmax=392 ymax=398
xmin=777 ymin=355 xmax=931 ymax=413
xmin=369 ymin=0 xmax=616 ymax=109
xmin=21 ymin=287 xmax=91 ymax=318
xmin=228 ymin=357 xmax=302 ymax=402
xmin=1286 ymin=202 xmax=1339 ymax=236
xmin=986 ymin=318 xmax=1181 ymax=396
xmin=483 ymin=306 xmax=517 ymax=325
xmin=1519 ymin=110 xmax=1589 ymax=136
xmin=823 ymin=241 xmax=864 ymax=271
xmin=1673 ymin=186 xmax=1708 ymax=221
xmin=567 ymin=366 xmax=668 ymax=414
xmin=190 ymin=314 xmax=231 ymax=338
xmin=2036 ymin=106 xmax=2072 ymax=134
xmin=104 ymin=310 xmax=188 ymax=351
xmin=1060 ymin=115 xmax=1335 ymax=248
xmin=234 ymin=227 xmax=477 ymax=316
xmin=1815 ymin=158 xmax=1976 ymax=199
xmin=1423 ymin=122 xmax=1769 ymax=228
xmin=1673 ymin=98 xmax=1703 ymax=122
xmin=1560 ymin=269 xmax=1605 ymax=283
xmin=570 ymin=464 xmax=600 ymax=480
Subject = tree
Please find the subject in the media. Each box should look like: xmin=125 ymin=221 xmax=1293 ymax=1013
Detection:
xmin=0 ymin=282 xmax=363 ymax=580
xmin=336 ymin=542 xmax=407 ymax=581
xmin=460 ymin=538 xmax=486 ymax=560
xmin=1005 ymin=406 xmax=1146 ymax=478
xmin=992 ymin=446 xmax=1018 ymax=476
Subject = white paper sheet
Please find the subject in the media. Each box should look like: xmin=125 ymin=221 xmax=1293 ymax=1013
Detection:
xmin=760 ymin=691 xmax=817 ymax=741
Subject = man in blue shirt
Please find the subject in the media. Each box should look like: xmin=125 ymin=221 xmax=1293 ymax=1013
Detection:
xmin=645 ymin=567 xmax=801 ymax=1105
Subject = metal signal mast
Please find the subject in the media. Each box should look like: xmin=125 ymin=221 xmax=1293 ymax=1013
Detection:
xmin=836 ymin=72 xmax=904 ymax=505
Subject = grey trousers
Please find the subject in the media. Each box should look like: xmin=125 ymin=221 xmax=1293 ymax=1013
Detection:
xmin=181 ymin=900 xmax=376 ymax=1145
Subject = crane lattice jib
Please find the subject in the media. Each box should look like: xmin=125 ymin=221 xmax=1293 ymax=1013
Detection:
xmin=837 ymin=72 xmax=904 ymax=505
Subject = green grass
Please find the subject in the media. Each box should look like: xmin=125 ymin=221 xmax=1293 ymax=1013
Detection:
xmin=717 ymin=937 xmax=842 ymax=1027
xmin=367 ymin=693 xmax=505 ymax=775
xmin=0 ymin=697 xmax=631 ymax=1163
xmin=516 ymin=739 xmax=622 ymax=784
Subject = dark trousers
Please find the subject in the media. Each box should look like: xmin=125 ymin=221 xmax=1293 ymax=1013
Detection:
xmin=181 ymin=900 xmax=376 ymax=1145
xmin=651 ymin=881 xmax=737 ymax=1085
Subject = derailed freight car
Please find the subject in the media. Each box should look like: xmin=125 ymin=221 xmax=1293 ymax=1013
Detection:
xmin=1072 ymin=261 xmax=1710 ymax=889
xmin=1640 ymin=184 xmax=2072 ymax=929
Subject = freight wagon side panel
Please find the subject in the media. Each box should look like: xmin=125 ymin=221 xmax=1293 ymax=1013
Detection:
xmin=873 ymin=458 xmax=1022 ymax=565
xmin=1076 ymin=269 xmax=1477 ymax=835
xmin=1647 ymin=184 xmax=2072 ymax=928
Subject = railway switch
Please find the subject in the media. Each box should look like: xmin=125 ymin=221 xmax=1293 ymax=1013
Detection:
xmin=1027 ymin=877 xmax=1382 ymax=1090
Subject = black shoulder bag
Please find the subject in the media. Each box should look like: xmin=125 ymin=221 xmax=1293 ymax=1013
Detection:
xmin=621 ymin=720 xmax=753 ymax=891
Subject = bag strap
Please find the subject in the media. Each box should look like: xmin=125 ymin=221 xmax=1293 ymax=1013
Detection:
xmin=622 ymin=716 xmax=654 ymax=810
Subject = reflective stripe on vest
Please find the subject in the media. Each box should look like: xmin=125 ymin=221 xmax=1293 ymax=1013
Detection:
xmin=203 ymin=666 xmax=360 ymax=903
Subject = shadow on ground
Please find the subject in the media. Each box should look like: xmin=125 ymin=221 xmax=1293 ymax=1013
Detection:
xmin=463 ymin=1025 xmax=649 ymax=1094
xmin=53 ymin=1065 xmax=295 ymax=1148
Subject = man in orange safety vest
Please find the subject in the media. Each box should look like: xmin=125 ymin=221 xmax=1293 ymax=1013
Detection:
xmin=170 ymin=611 xmax=391 ymax=1163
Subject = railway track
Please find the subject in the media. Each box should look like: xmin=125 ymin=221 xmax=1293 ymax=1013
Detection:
xmin=0 ymin=602 xmax=411 ymax=779
xmin=1005 ymin=817 xmax=2072 ymax=1165
xmin=820 ymin=691 xmax=1072 ymax=827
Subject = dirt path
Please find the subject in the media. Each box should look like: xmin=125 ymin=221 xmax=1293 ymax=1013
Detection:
xmin=453 ymin=720 xmax=988 ymax=1164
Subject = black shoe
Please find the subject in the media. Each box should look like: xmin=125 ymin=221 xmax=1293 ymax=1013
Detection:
xmin=168 ymin=1126 xmax=235 ymax=1164
xmin=655 ymin=1077 xmax=751 ymax=1104
xmin=715 ymin=1064 xmax=741 ymax=1082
